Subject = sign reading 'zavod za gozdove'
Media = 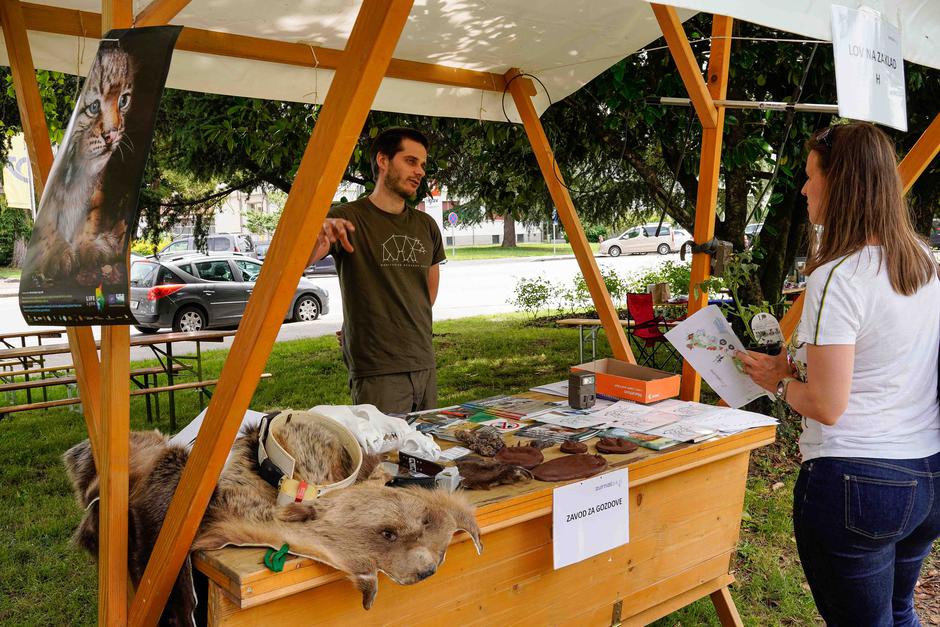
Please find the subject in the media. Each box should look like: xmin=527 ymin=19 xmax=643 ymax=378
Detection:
xmin=552 ymin=468 xmax=629 ymax=569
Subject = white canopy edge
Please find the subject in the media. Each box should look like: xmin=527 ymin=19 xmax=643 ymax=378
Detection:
xmin=650 ymin=0 xmax=940 ymax=70
xmin=0 ymin=1 xmax=698 ymax=122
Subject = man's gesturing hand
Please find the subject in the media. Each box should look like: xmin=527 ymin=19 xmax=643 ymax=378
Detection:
xmin=320 ymin=218 xmax=355 ymax=252
xmin=311 ymin=218 xmax=356 ymax=263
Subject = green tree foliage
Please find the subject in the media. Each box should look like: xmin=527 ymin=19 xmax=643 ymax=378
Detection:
xmin=0 ymin=199 xmax=31 ymax=266
xmin=244 ymin=208 xmax=282 ymax=238
xmin=0 ymin=68 xmax=78 ymax=161
xmin=589 ymin=16 xmax=938 ymax=303
xmin=9 ymin=26 xmax=934 ymax=306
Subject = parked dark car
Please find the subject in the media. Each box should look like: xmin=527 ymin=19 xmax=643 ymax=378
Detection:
xmin=130 ymin=253 xmax=329 ymax=333
xmin=157 ymin=233 xmax=257 ymax=258
xmin=256 ymin=242 xmax=270 ymax=261
xmin=304 ymin=254 xmax=337 ymax=276
xmin=255 ymin=242 xmax=333 ymax=274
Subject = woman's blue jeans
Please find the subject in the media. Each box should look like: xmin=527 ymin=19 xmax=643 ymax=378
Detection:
xmin=793 ymin=452 xmax=940 ymax=626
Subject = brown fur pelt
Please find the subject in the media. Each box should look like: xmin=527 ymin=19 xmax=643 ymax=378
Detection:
xmin=455 ymin=425 xmax=505 ymax=456
xmin=455 ymin=456 xmax=533 ymax=490
xmin=63 ymin=419 xmax=482 ymax=623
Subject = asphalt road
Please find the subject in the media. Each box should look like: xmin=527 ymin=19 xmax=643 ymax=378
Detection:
xmin=0 ymin=252 xmax=679 ymax=365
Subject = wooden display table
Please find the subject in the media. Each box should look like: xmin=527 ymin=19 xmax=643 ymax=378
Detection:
xmin=194 ymin=425 xmax=775 ymax=625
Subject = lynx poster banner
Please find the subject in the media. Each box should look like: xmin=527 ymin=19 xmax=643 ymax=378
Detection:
xmin=19 ymin=26 xmax=181 ymax=325
xmin=830 ymin=5 xmax=907 ymax=132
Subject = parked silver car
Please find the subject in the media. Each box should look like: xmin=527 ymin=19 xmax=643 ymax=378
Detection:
xmin=130 ymin=253 xmax=328 ymax=333
xmin=598 ymin=224 xmax=679 ymax=256
xmin=157 ymin=233 xmax=257 ymax=258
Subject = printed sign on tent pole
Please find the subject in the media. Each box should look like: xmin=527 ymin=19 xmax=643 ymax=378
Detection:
xmin=19 ymin=26 xmax=182 ymax=325
xmin=830 ymin=5 xmax=907 ymax=131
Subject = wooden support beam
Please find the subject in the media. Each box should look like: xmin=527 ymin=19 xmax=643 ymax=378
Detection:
xmin=779 ymin=296 xmax=804 ymax=342
xmin=97 ymin=5 xmax=133 ymax=625
xmin=781 ymin=111 xmax=940 ymax=343
xmin=0 ymin=0 xmax=103 ymax=463
xmin=0 ymin=0 xmax=53 ymax=195
xmin=505 ymin=68 xmax=635 ymax=364
xmin=134 ymin=0 xmax=190 ymax=27
xmin=19 ymin=2 xmax=507 ymax=94
xmin=98 ymin=325 xmax=130 ymax=626
xmin=679 ymin=15 xmax=732 ymax=402
xmin=127 ymin=1 xmax=415 ymax=624
xmin=67 ymin=327 xmax=103 ymax=458
xmin=710 ymin=585 xmax=745 ymax=626
xmin=101 ymin=0 xmax=131 ymax=32
xmin=650 ymin=4 xmax=718 ymax=129
xmin=899 ymin=113 xmax=940 ymax=194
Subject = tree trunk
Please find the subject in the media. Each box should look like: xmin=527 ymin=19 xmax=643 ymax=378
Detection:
xmin=719 ymin=166 xmax=750 ymax=251
xmin=501 ymin=213 xmax=516 ymax=247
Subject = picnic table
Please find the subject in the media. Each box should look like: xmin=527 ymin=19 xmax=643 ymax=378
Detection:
xmin=557 ymin=318 xmax=643 ymax=363
xmin=0 ymin=330 xmax=236 ymax=428
xmin=0 ymin=328 xmax=65 ymax=350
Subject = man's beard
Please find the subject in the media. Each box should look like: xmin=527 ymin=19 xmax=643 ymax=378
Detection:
xmin=385 ymin=165 xmax=417 ymax=200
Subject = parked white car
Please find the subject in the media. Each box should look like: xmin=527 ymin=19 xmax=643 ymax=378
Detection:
xmin=598 ymin=224 xmax=680 ymax=256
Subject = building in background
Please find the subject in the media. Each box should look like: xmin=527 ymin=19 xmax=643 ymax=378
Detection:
xmin=416 ymin=187 xmax=543 ymax=246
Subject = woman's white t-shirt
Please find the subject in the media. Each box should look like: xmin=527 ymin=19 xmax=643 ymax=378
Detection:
xmin=797 ymin=246 xmax=940 ymax=461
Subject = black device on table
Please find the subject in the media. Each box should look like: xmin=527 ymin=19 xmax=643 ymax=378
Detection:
xmin=568 ymin=371 xmax=596 ymax=409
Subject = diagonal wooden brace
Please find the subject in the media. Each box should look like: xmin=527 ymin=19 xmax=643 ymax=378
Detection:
xmin=127 ymin=1 xmax=416 ymax=624
xmin=505 ymin=68 xmax=635 ymax=364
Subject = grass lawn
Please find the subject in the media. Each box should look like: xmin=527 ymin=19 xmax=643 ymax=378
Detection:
xmin=2 ymin=315 xmax=817 ymax=625
xmin=444 ymin=242 xmax=600 ymax=260
xmin=0 ymin=267 xmax=21 ymax=279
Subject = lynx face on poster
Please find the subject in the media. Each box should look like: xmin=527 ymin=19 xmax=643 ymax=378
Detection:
xmin=18 ymin=26 xmax=181 ymax=326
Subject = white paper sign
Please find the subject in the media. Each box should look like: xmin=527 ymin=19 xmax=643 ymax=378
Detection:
xmin=552 ymin=468 xmax=629 ymax=569
xmin=664 ymin=305 xmax=768 ymax=408
xmin=831 ymin=5 xmax=907 ymax=131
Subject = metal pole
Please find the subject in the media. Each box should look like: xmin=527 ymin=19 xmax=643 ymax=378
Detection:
xmin=646 ymin=96 xmax=839 ymax=113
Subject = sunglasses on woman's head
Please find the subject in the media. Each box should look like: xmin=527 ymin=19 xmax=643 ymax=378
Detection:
xmin=814 ymin=126 xmax=834 ymax=150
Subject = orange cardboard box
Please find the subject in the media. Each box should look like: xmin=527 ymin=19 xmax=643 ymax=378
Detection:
xmin=572 ymin=358 xmax=680 ymax=404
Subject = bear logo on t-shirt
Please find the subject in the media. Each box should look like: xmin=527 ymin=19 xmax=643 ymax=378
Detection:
xmin=382 ymin=235 xmax=427 ymax=264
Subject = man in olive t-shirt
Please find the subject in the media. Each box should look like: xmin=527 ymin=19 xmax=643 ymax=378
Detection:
xmin=308 ymin=128 xmax=445 ymax=414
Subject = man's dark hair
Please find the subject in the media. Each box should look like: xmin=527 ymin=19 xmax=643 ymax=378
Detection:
xmin=370 ymin=127 xmax=429 ymax=179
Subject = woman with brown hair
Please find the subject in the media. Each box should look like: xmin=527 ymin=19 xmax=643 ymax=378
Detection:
xmin=738 ymin=122 xmax=940 ymax=625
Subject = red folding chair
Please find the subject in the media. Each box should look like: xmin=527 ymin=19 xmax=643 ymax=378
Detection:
xmin=626 ymin=293 xmax=679 ymax=369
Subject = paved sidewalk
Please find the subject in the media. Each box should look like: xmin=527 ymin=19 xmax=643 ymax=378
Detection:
xmin=0 ymin=278 xmax=18 ymax=298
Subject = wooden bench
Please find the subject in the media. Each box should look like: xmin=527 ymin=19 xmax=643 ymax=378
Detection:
xmin=0 ymin=364 xmax=76 ymax=379
xmin=0 ymin=373 xmax=274 ymax=420
xmin=0 ymin=365 xmax=193 ymax=418
xmin=0 ymin=364 xmax=76 ymax=404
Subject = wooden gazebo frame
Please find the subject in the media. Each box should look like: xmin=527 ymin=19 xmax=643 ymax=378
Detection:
xmin=2 ymin=1 xmax=937 ymax=624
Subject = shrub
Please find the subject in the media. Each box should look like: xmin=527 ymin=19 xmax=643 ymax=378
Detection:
xmin=625 ymin=260 xmax=692 ymax=297
xmin=131 ymin=237 xmax=172 ymax=256
xmin=562 ymin=224 xmax=609 ymax=243
xmin=0 ymin=202 xmax=32 ymax=267
xmin=573 ymin=266 xmax=627 ymax=308
xmin=509 ymin=276 xmax=553 ymax=318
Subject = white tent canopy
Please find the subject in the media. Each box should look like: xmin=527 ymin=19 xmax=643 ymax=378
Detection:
xmin=657 ymin=0 xmax=940 ymax=70
xmin=0 ymin=0 xmax=696 ymax=122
